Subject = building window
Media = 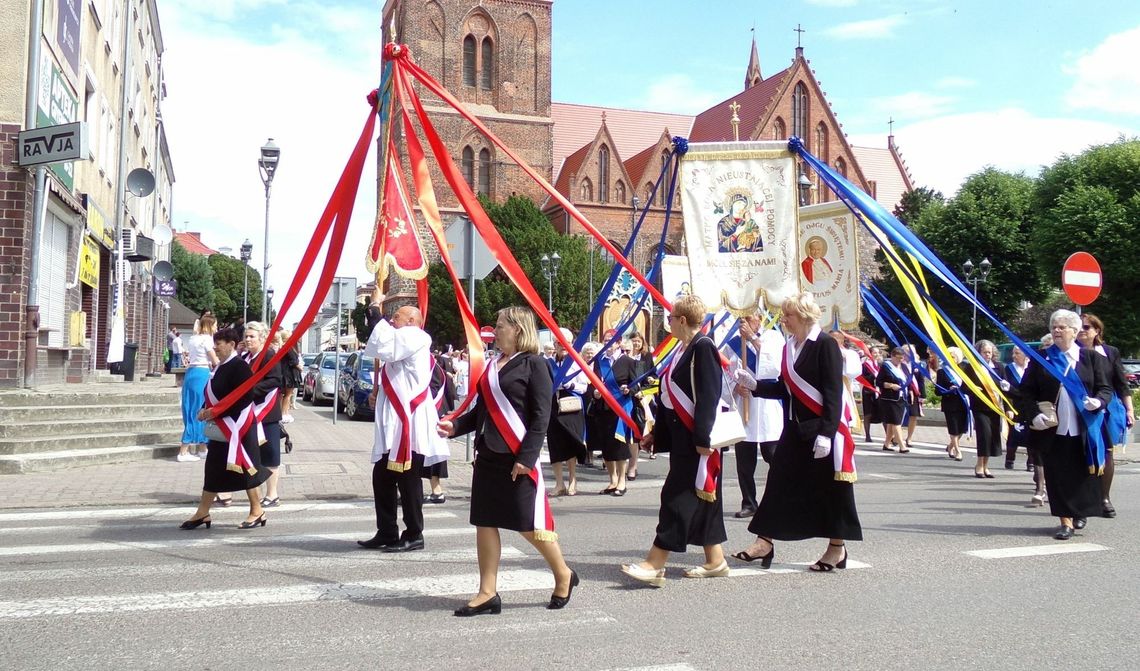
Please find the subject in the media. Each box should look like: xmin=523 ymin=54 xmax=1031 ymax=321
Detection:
xmin=773 ymin=117 xmax=786 ymax=140
xmin=644 ymin=182 xmax=654 ymax=206
xmin=615 ymin=180 xmax=625 ymax=205
xmin=835 ymin=157 xmax=847 ymax=179
xmin=660 ymin=149 xmax=670 ymax=178
xmin=816 ymin=122 xmax=828 ymax=163
xmin=579 ymin=177 xmax=593 ymax=202
xmin=462 ymin=35 xmax=476 ymax=86
xmin=478 ymin=148 xmax=491 ymax=195
xmin=480 ymin=38 xmax=494 ymax=89
xmin=462 ymin=146 xmax=475 ymax=187
xmin=792 ymin=82 xmax=808 ymax=142
xmin=598 ymin=145 xmax=610 ymax=204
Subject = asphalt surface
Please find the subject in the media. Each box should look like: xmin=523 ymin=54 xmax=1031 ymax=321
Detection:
xmin=1 ymin=405 xmax=1137 ymax=670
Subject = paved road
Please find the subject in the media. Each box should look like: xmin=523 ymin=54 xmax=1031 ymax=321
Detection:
xmin=2 ymin=404 xmax=1137 ymax=670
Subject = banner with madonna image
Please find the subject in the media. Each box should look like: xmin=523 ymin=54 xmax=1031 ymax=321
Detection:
xmin=679 ymin=141 xmax=799 ymax=315
xmin=797 ymin=200 xmax=861 ymax=328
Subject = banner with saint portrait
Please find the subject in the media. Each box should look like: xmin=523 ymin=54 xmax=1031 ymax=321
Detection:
xmin=660 ymin=254 xmax=693 ymax=318
xmin=679 ymin=141 xmax=799 ymax=314
xmin=797 ymin=200 xmax=860 ymax=327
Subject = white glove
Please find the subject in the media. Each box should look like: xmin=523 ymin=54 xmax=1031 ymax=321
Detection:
xmin=734 ymin=368 xmax=758 ymax=391
xmin=1031 ymin=414 xmax=1049 ymax=431
xmin=999 ymin=380 xmax=1011 ymax=392
xmin=813 ymin=435 xmax=832 ymax=459
xmin=1083 ymin=397 xmax=1102 ymax=412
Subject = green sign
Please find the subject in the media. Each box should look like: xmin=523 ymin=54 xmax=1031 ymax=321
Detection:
xmin=36 ymin=52 xmax=79 ymax=190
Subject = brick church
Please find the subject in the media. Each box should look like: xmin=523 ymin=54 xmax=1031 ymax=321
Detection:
xmin=381 ymin=0 xmax=914 ymax=277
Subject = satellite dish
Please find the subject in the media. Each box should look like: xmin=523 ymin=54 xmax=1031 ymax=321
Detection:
xmin=152 ymin=223 xmax=172 ymax=245
xmin=125 ymin=168 xmax=155 ymax=197
xmin=153 ymin=260 xmax=174 ymax=281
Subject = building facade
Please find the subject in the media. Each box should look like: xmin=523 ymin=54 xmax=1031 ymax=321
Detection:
xmin=0 ymin=0 xmax=173 ymax=387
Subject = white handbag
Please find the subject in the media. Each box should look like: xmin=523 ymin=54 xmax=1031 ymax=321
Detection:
xmin=202 ymin=421 xmax=226 ymax=443
xmin=691 ymin=338 xmax=746 ymax=449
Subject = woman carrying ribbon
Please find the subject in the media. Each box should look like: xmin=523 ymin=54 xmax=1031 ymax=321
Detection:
xmin=179 ymin=327 xmax=270 ymax=530
xmin=876 ymin=347 xmax=909 ymax=453
xmin=934 ymin=347 xmax=968 ymax=462
xmin=437 ymin=307 xmax=578 ymax=615
xmin=242 ymin=322 xmax=285 ymax=508
xmin=547 ymin=330 xmax=588 ymax=497
xmin=620 ymin=294 xmax=729 ymax=587
xmin=732 ymin=292 xmax=861 ymax=572
xmin=1018 ymin=309 xmax=1112 ymax=540
xmin=961 ymin=340 xmax=1007 ymax=479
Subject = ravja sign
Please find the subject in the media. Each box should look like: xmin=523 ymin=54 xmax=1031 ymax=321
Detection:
xmin=17 ymin=121 xmax=88 ymax=167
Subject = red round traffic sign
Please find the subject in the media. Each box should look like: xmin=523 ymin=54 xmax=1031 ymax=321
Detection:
xmin=479 ymin=325 xmax=495 ymax=343
xmin=1062 ymin=252 xmax=1102 ymax=306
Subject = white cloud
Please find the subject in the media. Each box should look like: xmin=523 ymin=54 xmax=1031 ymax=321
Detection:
xmin=870 ymin=91 xmax=957 ymax=120
xmin=160 ymin=1 xmax=381 ymax=326
xmin=822 ymin=15 xmax=905 ymax=40
xmin=640 ymin=74 xmax=723 ymax=115
xmin=806 ymin=0 xmax=859 ymax=6
xmin=849 ymin=108 xmax=1134 ymax=196
xmin=934 ymin=76 xmax=975 ymax=89
xmin=1064 ymin=24 xmax=1140 ymax=115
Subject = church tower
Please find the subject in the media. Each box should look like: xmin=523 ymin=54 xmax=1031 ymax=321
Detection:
xmin=381 ymin=0 xmax=554 ymax=208
xmin=745 ymin=37 xmax=762 ymax=89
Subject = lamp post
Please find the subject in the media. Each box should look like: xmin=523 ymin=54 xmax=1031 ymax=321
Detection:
xmin=258 ymin=138 xmax=281 ymax=322
xmin=266 ymin=287 xmax=275 ymax=324
xmin=240 ymin=239 xmax=252 ymax=324
xmin=798 ymin=169 xmax=813 ymax=207
xmin=962 ymin=257 xmax=992 ymax=344
xmin=540 ymin=252 xmax=561 ymax=312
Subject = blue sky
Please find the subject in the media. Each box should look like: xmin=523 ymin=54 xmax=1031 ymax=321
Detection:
xmin=157 ymin=0 xmax=1139 ymax=324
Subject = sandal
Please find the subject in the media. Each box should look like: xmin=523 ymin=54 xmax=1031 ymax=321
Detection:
xmin=809 ymin=542 xmax=848 ymax=572
xmin=730 ymin=538 xmax=774 ymax=568
xmin=600 ymin=486 xmax=618 ymax=495
xmin=214 ymin=495 xmax=233 ymax=507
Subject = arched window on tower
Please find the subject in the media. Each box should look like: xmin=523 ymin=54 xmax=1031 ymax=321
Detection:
xmin=644 ymin=182 xmax=655 ymax=206
xmin=660 ymin=149 xmax=670 ymax=178
xmin=480 ymin=37 xmax=494 ymax=89
xmin=615 ymin=180 xmax=625 ymax=205
xmin=462 ymin=146 xmax=475 ymax=187
xmin=478 ymin=148 xmax=492 ymax=196
xmin=580 ymin=177 xmax=593 ymax=202
xmin=462 ymin=35 xmax=477 ymax=86
xmin=835 ymin=157 xmax=847 ymax=179
xmin=598 ymin=145 xmax=610 ymax=204
xmin=773 ymin=117 xmax=786 ymax=140
xmin=792 ymin=82 xmax=808 ymax=143
xmin=816 ymin=122 xmax=828 ymax=163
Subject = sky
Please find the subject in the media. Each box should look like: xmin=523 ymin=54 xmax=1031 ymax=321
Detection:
xmin=158 ymin=0 xmax=1140 ymax=326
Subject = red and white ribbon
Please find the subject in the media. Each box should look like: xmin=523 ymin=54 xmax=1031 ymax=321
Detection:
xmin=781 ymin=337 xmax=857 ymax=482
xmin=379 ymin=363 xmax=431 ymax=472
xmin=205 ymin=374 xmax=258 ymax=476
xmin=661 ymin=343 xmax=721 ymax=503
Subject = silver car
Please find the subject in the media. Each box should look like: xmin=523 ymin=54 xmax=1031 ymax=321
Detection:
xmin=309 ymin=352 xmax=349 ymax=405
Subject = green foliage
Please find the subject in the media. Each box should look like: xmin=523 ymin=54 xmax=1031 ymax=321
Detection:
xmin=1032 ymin=138 xmax=1140 ymax=354
xmin=170 ymin=241 xmax=215 ymax=315
xmin=351 ymin=303 xmax=370 ymax=342
xmin=207 ymin=253 xmax=262 ymax=324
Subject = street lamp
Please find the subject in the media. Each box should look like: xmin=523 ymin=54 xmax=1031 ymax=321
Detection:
xmin=540 ymin=252 xmax=561 ymax=312
xmin=962 ymin=257 xmax=992 ymax=343
xmin=266 ymin=287 xmax=275 ymax=323
xmin=798 ymin=169 xmax=813 ymax=207
xmin=258 ymin=138 xmax=281 ymax=322
xmin=239 ymin=239 xmax=253 ymax=323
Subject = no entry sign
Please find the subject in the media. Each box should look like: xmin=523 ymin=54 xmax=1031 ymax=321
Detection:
xmin=479 ymin=325 xmax=496 ymax=343
xmin=1062 ymin=252 xmax=1102 ymax=305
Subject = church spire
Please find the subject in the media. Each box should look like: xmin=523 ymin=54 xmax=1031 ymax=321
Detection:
xmin=745 ymin=33 xmax=762 ymax=89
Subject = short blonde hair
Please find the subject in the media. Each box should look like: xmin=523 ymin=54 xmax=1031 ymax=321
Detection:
xmin=581 ymin=342 xmax=601 ymax=361
xmin=782 ymin=291 xmax=823 ymax=324
xmin=195 ymin=315 xmax=217 ymax=335
xmin=498 ymin=306 xmax=540 ymax=355
xmin=244 ymin=321 xmax=269 ymax=343
xmin=671 ymin=294 xmax=707 ymax=326
xmin=946 ymin=346 xmax=964 ymax=363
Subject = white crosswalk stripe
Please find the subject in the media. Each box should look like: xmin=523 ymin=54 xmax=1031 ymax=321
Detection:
xmin=0 ymin=510 xmax=458 ymax=535
xmin=964 ymin=543 xmax=1109 ymax=559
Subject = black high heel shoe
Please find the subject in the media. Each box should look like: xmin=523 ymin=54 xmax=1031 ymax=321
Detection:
xmin=179 ymin=515 xmax=211 ymax=530
xmin=731 ymin=538 xmax=775 ymax=568
xmin=454 ymin=593 xmax=502 ymax=617
xmin=238 ymin=514 xmax=267 ymax=529
xmin=548 ymin=569 xmax=580 ymax=609
xmin=809 ymin=542 xmax=848 ymax=572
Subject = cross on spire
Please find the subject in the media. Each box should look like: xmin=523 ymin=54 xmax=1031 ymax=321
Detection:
xmin=888 ymin=116 xmax=895 ymax=135
xmin=794 ymin=24 xmax=805 ymax=48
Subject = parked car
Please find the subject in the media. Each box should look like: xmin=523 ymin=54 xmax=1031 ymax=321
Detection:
xmin=337 ymin=352 xmax=376 ymax=420
xmin=302 ymin=353 xmax=318 ymax=368
xmin=1123 ymin=360 xmax=1140 ymax=389
xmin=306 ymin=352 xmax=349 ymax=405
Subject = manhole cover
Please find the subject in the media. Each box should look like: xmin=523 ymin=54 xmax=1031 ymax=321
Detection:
xmin=286 ymin=463 xmax=349 ymax=475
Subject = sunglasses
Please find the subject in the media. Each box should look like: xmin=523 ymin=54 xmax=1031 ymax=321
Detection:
xmin=1080 ymin=325 xmax=1092 ymax=331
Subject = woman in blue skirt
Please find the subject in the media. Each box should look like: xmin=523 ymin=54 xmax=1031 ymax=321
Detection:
xmin=179 ymin=315 xmax=218 ymax=462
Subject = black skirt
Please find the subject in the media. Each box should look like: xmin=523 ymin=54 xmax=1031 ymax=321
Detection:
xmin=547 ymin=407 xmax=586 ymax=464
xmin=973 ymin=411 xmax=1003 ymax=457
xmin=861 ymin=394 xmax=879 ymax=424
xmin=1043 ymin=434 xmax=1102 ymax=518
xmin=749 ymin=421 xmax=862 ymax=542
xmin=593 ymin=411 xmax=631 ymax=462
xmin=652 ymin=408 xmax=727 ymax=552
xmin=944 ymin=410 xmax=969 ymax=436
xmin=420 ymin=460 xmax=449 ymax=479
xmin=469 ymin=445 xmax=539 ymax=532
xmin=879 ymin=398 xmax=905 ymax=425
xmin=202 ymin=438 xmax=270 ymax=493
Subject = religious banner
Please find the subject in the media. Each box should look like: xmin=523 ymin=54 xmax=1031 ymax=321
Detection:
xmin=679 ymin=141 xmax=799 ymax=314
xmin=366 ymin=141 xmax=428 ymax=282
xmin=797 ymin=201 xmax=860 ymax=327
xmin=660 ymin=254 xmax=692 ymax=318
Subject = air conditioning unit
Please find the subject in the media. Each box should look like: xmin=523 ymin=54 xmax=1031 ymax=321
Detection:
xmin=121 ymin=228 xmax=137 ymax=255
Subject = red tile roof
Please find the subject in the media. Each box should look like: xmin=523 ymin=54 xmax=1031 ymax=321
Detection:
xmin=623 ymin=142 xmax=659 ymax=191
xmin=552 ymin=102 xmax=694 ymax=177
xmin=553 ymin=142 xmax=592 ymax=198
xmin=174 ymin=231 xmax=218 ymax=256
xmin=850 ymin=138 xmax=916 ymax=211
xmin=689 ymin=66 xmax=790 ymax=143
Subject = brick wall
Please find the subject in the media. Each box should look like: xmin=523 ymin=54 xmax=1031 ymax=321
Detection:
xmin=0 ymin=124 xmax=32 ymax=388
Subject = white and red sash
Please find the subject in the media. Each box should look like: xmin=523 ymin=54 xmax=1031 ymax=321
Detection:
xmin=477 ymin=354 xmax=556 ymax=541
xmin=662 ymin=341 xmax=721 ymax=503
xmin=782 ymin=336 xmax=857 ymax=482
xmin=242 ymin=351 xmax=279 ymax=446
xmin=204 ymin=363 xmax=258 ymax=476
xmin=379 ymin=360 xmax=431 ymax=473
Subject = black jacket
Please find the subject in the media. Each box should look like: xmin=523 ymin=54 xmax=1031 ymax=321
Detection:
xmin=657 ymin=335 xmax=722 ymax=449
xmin=1016 ymin=346 xmax=1112 ymax=446
xmin=452 ymin=352 xmax=552 ymax=469
xmin=245 ymin=348 xmax=283 ymax=424
xmin=961 ymin=360 xmax=1006 ymax=418
xmin=754 ymin=330 xmax=843 ymax=443
xmin=935 ymin=368 xmax=968 ymax=414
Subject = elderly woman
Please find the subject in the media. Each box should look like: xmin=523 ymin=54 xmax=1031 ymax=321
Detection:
xmin=1018 ymin=309 xmax=1112 ymax=540
xmin=242 ymin=322 xmax=285 ymax=508
xmin=1003 ymin=346 xmax=1031 ymax=470
xmin=180 ymin=327 xmax=270 ymax=530
xmin=178 ymin=315 xmax=219 ymax=462
xmin=621 ymin=294 xmax=728 ymax=586
xmin=875 ymin=347 xmax=909 ymax=453
xmin=1077 ymin=313 xmax=1135 ymax=518
xmin=934 ymin=347 xmax=968 ymax=461
xmin=438 ymin=307 xmax=577 ymax=615
xmin=961 ymin=339 xmax=1006 ymax=478
xmin=626 ymin=332 xmax=654 ymax=481
xmin=547 ymin=331 xmax=589 ymax=497
xmin=733 ymin=292 xmax=861 ymax=572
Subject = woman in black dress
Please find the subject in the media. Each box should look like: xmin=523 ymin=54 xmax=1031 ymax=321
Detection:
xmin=858 ymin=348 xmax=882 ymax=443
xmin=1018 ymin=309 xmax=1112 ymax=540
xmin=438 ymin=307 xmax=577 ymax=615
xmin=1077 ymin=313 xmax=1135 ymax=517
xmin=875 ymin=347 xmax=908 ymax=453
xmin=935 ymin=347 xmax=968 ymax=461
xmin=242 ymin=322 xmax=284 ymax=507
xmin=179 ymin=327 xmax=271 ymax=530
xmin=732 ymin=292 xmax=861 ymax=572
xmin=547 ymin=333 xmax=588 ymax=497
xmin=626 ymin=332 xmax=654 ymax=480
xmin=621 ymin=294 xmax=728 ymax=587
xmin=588 ymin=338 xmax=636 ymax=495
xmin=961 ymin=339 xmax=1006 ymax=478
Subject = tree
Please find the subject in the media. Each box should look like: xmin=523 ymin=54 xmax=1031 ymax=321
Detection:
xmin=207 ymin=253 xmax=263 ymax=325
xmin=170 ymin=241 xmax=215 ymax=315
xmin=1031 ymin=138 xmax=1140 ymax=354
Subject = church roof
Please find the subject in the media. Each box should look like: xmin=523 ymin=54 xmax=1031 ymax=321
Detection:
xmin=174 ymin=231 xmax=218 ymax=256
xmin=552 ymin=142 xmax=592 ymax=198
xmin=551 ymin=102 xmax=694 ymax=177
xmin=850 ymin=139 xmax=915 ymax=211
xmin=623 ymin=143 xmax=660 ymax=188
xmin=688 ymin=66 xmax=790 ymax=143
